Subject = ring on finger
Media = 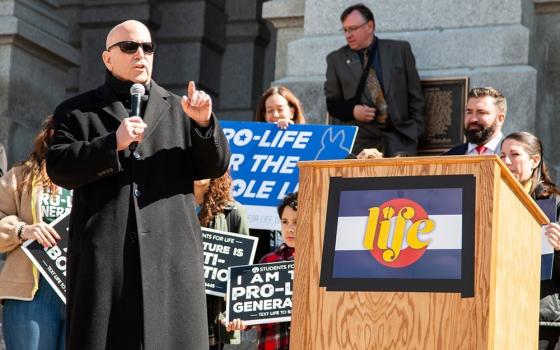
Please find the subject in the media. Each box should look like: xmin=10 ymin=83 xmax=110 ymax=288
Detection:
xmin=133 ymin=128 xmax=141 ymax=136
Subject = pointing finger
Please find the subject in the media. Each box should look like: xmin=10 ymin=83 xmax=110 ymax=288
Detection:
xmin=190 ymin=91 xmax=200 ymax=107
xmin=187 ymin=81 xmax=195 ymax=99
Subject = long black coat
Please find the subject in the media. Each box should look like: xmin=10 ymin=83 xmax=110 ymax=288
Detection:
xmin=46 ymin=81 xmax=230 ymax=350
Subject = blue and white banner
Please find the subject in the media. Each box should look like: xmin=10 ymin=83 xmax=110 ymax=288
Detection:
xmin=221 ymin=121 xmax=357 ymax=230
xmin=320 ymin=175 xmax=476 ymax=297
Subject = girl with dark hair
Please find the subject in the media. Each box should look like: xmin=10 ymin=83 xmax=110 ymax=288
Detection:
xmin=194 ymin=171 xmax=249 ymax=349
xmin=500 ymin=131 xmax=560 ymax=349
xmin=255 ymin=86 xmax=305 ymax=129
xmin=0 ymin=116 xmax=70 ymax=350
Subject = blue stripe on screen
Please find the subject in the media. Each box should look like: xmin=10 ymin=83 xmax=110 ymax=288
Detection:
xmin=338 ymin=188 xmax=463 ymax=217
xmin=332 ymin=249 xmax=462 ymax=279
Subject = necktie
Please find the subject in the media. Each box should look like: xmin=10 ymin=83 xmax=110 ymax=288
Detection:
xmin=475 ymin=145 xmax=487 ymax=154
xmin=363 ymin=50 xmax=388 ymax=126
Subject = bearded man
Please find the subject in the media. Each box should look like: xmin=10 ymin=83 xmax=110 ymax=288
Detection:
xmin=445 ymin=87 xmax=507 ymax=155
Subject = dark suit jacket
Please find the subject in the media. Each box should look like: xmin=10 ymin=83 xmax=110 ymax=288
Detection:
xmin=444 ymin=143 xmax=469 ymax=155
xmin=46 ymin=80 xmax=230 ymax=350
xmin=444 ymin=136 xmax=503 ymax=155
xmin=325 ymin=38 xmax=425 ymax=155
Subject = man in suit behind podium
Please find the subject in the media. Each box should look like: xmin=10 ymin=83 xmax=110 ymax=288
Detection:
xmin=445 ymin=87 xmax=507 ymax=156
xmin=324 ymin=3 xmax=425 ymax=157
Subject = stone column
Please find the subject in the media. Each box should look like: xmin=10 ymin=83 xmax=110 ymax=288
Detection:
xmin=152 ymin=0 xmax=226 ymax=97
xmin=533 ymin=0 xmax=560 ymax=181
xmin=270 ymin=0 xmax=537 ymax=130
xmin=262 ymin=0 xmax=304 ymax=81
xmin=216 ymin=0 xmax=270 ymax=120
xmin=0 ymin=0 xmax=79 ymax=165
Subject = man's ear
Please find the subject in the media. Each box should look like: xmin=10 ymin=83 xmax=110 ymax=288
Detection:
xmin=102 ymin=51 xmax=112 ymax=71
xmin=497 ymin=112 xmax=506 ymax=126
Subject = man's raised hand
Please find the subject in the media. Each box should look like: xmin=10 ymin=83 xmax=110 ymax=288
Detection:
xmin=181 ymin=81 xmax=212 ymax=127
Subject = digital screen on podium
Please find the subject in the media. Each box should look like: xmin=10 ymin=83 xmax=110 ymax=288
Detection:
xmin=320 ymin=175 xmax=475 ymax=297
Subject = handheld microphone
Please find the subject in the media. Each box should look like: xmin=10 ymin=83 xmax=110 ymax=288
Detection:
xmin=129 ymin=84 xmax=146 ymax=151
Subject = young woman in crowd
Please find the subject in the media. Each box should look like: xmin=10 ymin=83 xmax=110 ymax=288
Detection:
xmin=194 ymin=171 xmax=249 ymax=349
xmin=0 ymin=116 xmax=69 ymax=350
xmin=253 ymin=86 xmax=304 ymax=259
xmin=226 ymin=191 xmax=298 ymax=350
xmin=500 ymin=131 xmax=560 ymax=349
xmin=255 ymin=86 xmax=306 ymax=129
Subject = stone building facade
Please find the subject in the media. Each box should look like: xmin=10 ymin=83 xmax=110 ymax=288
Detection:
xmin=1 ymin=0 xmax=560 ymax=348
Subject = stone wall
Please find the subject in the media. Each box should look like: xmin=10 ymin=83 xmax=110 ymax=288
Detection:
xmin=533 ymin=0 xmax=560 ymax=179
xmin=0 ymin=0 xmax=79 ymax=164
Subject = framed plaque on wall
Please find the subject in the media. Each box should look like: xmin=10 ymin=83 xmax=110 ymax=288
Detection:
xmin=419 ymin=77 xmax=469 ymax=155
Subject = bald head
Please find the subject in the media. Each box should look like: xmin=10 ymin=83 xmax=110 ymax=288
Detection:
xmin=102 ymin=20 xmax=154 ymax=84
xmin=106 ymin=20 xmax=151 ymax=49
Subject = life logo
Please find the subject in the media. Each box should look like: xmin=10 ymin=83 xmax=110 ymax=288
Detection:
xmin=362 ymin=198 xmax=435 ymax=268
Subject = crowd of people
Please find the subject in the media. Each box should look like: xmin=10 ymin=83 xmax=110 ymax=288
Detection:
xmin=0 ymin=2 xmax=559 ymax=350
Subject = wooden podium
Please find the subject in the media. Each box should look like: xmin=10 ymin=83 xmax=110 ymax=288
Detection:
xmin=291 ymin=155 xmax=548 ymax=349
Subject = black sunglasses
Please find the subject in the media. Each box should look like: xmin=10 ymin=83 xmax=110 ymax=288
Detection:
xmin=107 ymin=41 xmax=155 ymax=54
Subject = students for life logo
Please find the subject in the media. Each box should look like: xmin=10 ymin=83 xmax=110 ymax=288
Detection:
xmin=362 ymin=198 xmax=435 ymax=268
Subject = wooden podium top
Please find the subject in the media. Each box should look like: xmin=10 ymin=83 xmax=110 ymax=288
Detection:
xmin=298 ymin=154 xmax=548 ymax=225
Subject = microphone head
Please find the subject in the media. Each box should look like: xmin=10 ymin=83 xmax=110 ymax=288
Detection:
xmin=130 ymin=83 xmax=146 ymax=96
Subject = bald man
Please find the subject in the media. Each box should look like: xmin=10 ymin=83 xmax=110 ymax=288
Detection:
xmin=46 ymin=20 xmax=230 ymax=350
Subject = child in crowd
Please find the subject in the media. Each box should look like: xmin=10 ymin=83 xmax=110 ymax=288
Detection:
xmin=225 ymin=192 xmax=298 ymax=350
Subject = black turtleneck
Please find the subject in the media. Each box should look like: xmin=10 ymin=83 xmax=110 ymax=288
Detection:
xmin=105 ymin=70 xmax=150 ymax=116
